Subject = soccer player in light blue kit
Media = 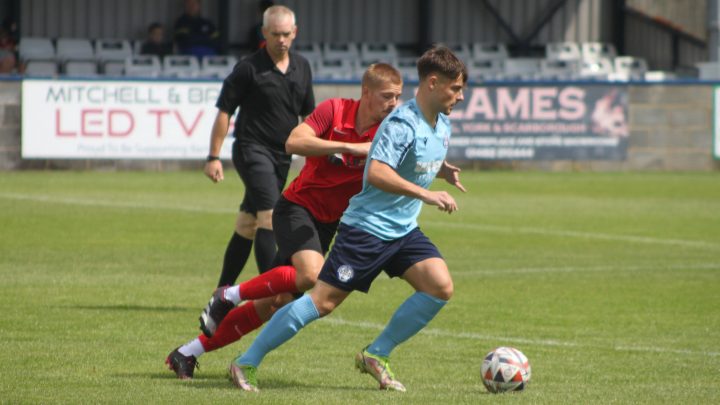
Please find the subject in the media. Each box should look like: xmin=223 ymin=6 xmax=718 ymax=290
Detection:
xmin=229 ymin=45 xmax=468 ymax=392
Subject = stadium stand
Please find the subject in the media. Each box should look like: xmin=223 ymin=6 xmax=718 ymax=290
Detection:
xmin=56 ymin=38 xmax=94 ymax=60
xmin=200 ymin=55 xmax=237 ymax=79
xmin=124 ymin=55 xmax=162 ymax=77
xmin=471 ymin=43 xmax=508 ymax=61
xmin=56 ymin=38 xmax=96 ymax=76
xmin=503 ymin=58 xmax=542 ymax=80
xmin=446 ymin=43 xmax=472 ymax=63
xmin=162 ymin=55 xmax=200 ymax=78
xmin=24 ymin=59 xmax=58 ymax=76
xmin=545 ymin=42 xmax=582 ymax=61
xmin=539 ymin=59 xmax=580 ymax=80
xmin=581 ymin=42 xmax=617 ymax=61
xmin=612 ymin=56 xmax=648 ymax=81
xmin=18 ymin=37 xmax=55 ymax=61
xmin=322 ymin=42 xmax=359 ymax=62
xmin=395 ymin=56 xmax=419 ymax=82
xmin=696 ymin=61 xmax=720 ymax=80
xmin=359 ymin=43 xmax=398 ymax=63
xmin=467 ymin=59 xmax=505 ymax=82
xmin=578 ymin=58 xmax=614 ymax=80
xmin=64 ymin=59 xmax=98 ymax=77
xmin=13 ymin=34 xmax=660 ymax=82
xmin=315 ymin=58 xmax=353 ymax=80
xmin=95 ymin=39 xmax=133 ymax=75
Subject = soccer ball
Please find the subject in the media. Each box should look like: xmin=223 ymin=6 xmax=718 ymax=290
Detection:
xmin=480 ymin=346 xmax=531 ymax=393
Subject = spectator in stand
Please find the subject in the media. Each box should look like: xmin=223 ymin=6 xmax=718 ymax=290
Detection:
xmin=248 ymin=0 xmax=274 ymax=50
xmin=0 ymin=18 xmax=18 ymax=74
xmin=174 ymin=0 xmax=221 ymax=58
xmin=140 ymin=22 xmax=172 ymax=60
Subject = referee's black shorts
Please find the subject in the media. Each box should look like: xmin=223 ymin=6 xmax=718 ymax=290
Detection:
xmin=232 ymin=140 xmax=291 ymax=215
xmin=272 ymin=196 xmax=339 ymax=267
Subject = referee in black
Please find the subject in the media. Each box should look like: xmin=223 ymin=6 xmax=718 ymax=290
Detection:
xmin=204 ymin=5 xmax=314 ymax=286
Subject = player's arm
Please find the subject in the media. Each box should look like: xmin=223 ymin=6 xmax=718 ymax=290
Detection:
xmin=204 ymin=109 xmax=231 ymax=183
xmin=437 ymin=161 xmax=467 ymax=192
xmin=367 ymin=159 xmax=458 ymax=213
xmin=286 ymin=123 xmax=370 ymax=157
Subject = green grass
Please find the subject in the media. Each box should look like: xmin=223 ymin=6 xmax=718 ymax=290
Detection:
xmin=1 ymin=170 xmax=719 ymax=404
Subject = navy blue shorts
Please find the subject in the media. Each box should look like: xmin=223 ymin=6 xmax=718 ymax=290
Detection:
xmin=318 ymin=223 xmax=442 ymax=293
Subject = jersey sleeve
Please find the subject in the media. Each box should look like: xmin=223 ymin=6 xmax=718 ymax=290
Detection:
xmin=215 ymin=62 xmax=251 ymax=114
xmin=303 ymin=99 xmax=335 ymax=138
xmin=370 ymin=119 xmax=415 ymax=169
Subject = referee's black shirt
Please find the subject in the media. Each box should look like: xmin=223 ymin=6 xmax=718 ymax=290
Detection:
xmin=216 ymin=48 xmax=315 ymax=153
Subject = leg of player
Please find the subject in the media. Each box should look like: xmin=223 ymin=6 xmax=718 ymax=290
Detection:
xmin=253 ymin=209 xmax=276 ymax=273
xmin=216 ymin=211 xmax=257 ymax=287
xmin=167 ymin=293 xmax=296 ymax=380
xmin=167 ymin=299 xmax=263 ymax=379
xmin=357 ymin=258 xmax=453 ymax=392
xmin=200 ymin=249 xmax=325 ymax=337
xmin=229 ymin=281 xmax=351 ymax=392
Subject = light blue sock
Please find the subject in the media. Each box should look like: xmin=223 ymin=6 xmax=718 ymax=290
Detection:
xmin=237 ymin=294 xmax=319 ymax=367
xmin=367 ymin=291 xmax=447 ymax=358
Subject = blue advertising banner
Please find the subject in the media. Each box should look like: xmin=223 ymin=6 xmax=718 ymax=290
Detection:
xmin=402 ymin=84 xmax=629 ymax=161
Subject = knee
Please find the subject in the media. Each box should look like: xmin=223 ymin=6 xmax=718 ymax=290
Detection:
xmin=430 ymin=279 xmax=454 ymax=301
xmin=311 ymin=297 xmax=337 ymax=317
xmin=235 ymin=215 xmax=257 ymax=239
xmin=255 ymin=210 xmax=273 ymax=230
xmin=269 ymin=294 xmax=293 ymax=313
xmin=295 ymin=269 xmax=319 ymax=292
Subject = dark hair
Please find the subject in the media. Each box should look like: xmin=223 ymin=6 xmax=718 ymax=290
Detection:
xmin=417 ymin=45 xmax=467 ymax=84
xmin=147 ymin=22 xmax=163 ymax=33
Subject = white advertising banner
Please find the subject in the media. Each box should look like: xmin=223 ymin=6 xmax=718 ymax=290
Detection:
xmin=22 ymin=79 xmax=233 ymax=159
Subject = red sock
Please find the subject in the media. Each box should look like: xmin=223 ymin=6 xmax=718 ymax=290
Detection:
xmin=238 ymin=265 xmax=298 ymax=300
xmin=198 ymin=301 xmax=263 ymax=352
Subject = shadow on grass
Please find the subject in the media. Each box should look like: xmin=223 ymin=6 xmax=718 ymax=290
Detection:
xmin=113 ymin=371 xmax=372 ymax=392
xmin=66 ymin=304 xmax=194 ymax=312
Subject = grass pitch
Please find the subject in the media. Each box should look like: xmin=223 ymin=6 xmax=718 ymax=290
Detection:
xmin=1 ymin=170 xmax=718 ymax=404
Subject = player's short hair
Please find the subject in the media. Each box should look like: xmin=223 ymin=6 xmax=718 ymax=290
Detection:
xmin=362 ymin=63 xmax=403 ymax=90
xmin=417 ymin=45 xmax=468 ymax=84
xmin=263 ymin=5 xmax=296 ymax=27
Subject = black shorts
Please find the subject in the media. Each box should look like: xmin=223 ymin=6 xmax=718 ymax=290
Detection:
xmin=272 ymin=196 xmax=339 ymax=266
xmin=318 ymin=224 xmax=442 ymax=293
xmin=232 ymin=140 xmax=291 ymax=215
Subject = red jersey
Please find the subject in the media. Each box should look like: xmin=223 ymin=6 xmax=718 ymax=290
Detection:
xmin=283 ymin=98 xmax=380 ymax=223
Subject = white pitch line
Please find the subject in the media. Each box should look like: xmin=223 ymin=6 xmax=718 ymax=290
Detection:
xmin=448 ymin=262 xmax=720 ymax=276
xmin=2 ymin=192 xmax=718 ymax=249
xmin=423 ymin=220 xmax=720 ymax=250
xmin=321 ymin=317 xmax=720 ymax=357
xmin=0 ymin=192 xmax=234 ymax=214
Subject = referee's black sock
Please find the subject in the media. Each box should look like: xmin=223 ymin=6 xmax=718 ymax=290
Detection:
xmin=254 ymin=228 xmax=277 ymax=274
xmin=217 ymin=232 xmax=253 ymax=287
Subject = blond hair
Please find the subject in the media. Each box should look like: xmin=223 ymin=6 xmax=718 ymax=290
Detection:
xmin=263 ymin=5 xmax=296 ymax=27
xmin=362 ymin=63 xmax=403 ymax=90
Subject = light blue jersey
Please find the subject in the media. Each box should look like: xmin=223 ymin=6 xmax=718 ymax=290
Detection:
xmin=341 ymin=98 xmax=451 ymax=240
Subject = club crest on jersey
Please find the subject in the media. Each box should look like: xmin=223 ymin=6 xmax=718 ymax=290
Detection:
xmin=337 ymin=265 xmax=354 ymax=283
xmin=443 ymin=136 xmax=449 ymax=148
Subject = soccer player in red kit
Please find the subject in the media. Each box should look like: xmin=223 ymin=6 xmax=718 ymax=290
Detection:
xmin=167 ymin=63 xmax=403 ymax=379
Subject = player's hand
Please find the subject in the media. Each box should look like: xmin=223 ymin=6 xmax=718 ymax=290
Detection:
xmin=422 ymin=190 xmax=458 ymax=214
xmin=344 ymin=142 xmax=372 ymax=156
xmin=439 ymin=161 xmax=466 ymax=193
xmin=204 ymin=160 xmax=224 ymax=183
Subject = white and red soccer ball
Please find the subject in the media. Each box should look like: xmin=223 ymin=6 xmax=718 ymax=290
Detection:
xmin=481 ymin=346 xmax=531 ymax=393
